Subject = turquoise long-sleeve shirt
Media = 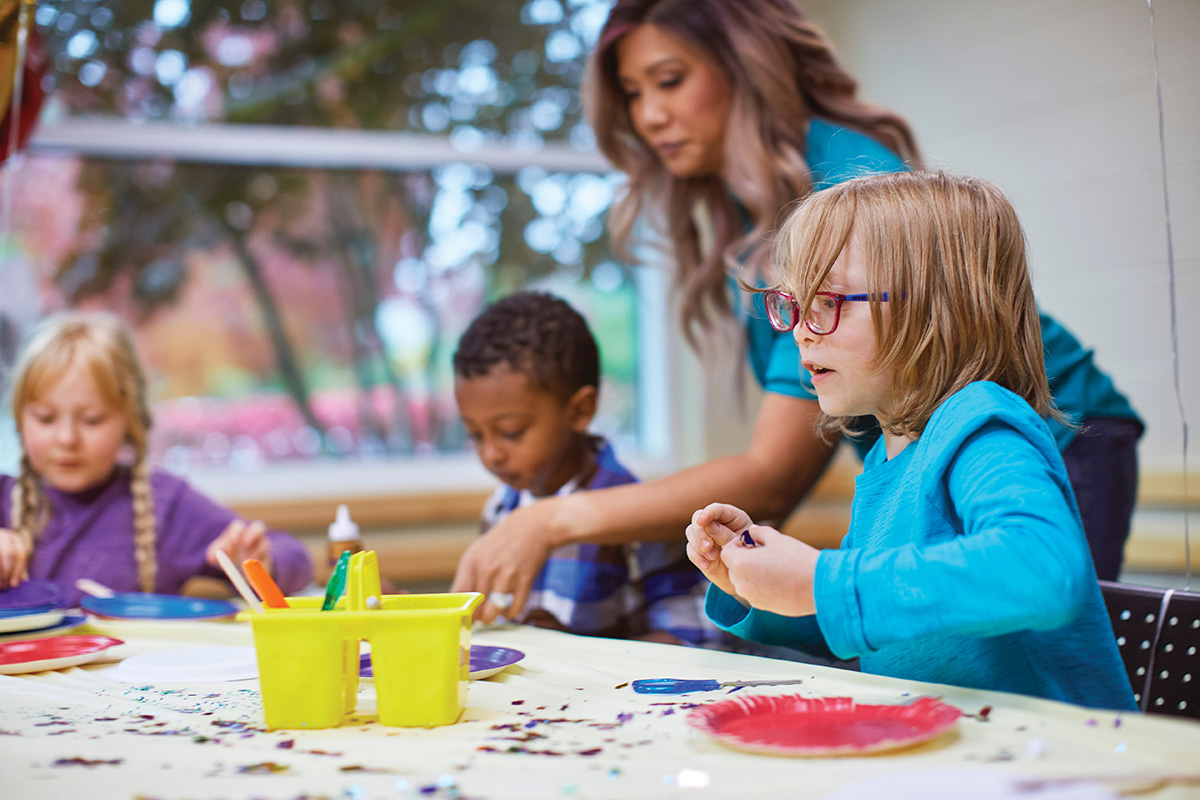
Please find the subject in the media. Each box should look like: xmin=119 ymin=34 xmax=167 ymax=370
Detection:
xmin=707 ymin=382 xmax=1135 ymax=710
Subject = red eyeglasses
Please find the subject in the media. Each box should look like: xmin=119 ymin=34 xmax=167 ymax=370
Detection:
xmin=763 ymin=289 xmax=892 ymax=335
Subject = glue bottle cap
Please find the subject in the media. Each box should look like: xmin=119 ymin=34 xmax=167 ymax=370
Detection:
xmin=328 ymin=504 xmax=360 ymax=542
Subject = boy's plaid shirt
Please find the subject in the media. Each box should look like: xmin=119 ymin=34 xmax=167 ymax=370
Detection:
xmin=481 ymin=438 xmax=721 ymax=645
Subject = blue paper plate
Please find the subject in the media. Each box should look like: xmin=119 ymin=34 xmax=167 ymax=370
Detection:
xmin=81 ymin=594 xmax=238 ymax=621
xmin=0 ymin=579 xmax=68 ymax=616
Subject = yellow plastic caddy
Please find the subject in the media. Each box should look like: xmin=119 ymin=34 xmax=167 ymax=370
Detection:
xmin=249 ymin=550 xmax=482 ymax=729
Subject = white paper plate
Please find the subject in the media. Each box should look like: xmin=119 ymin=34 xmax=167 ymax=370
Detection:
xmin=0 ymin=612 xmax=87 ymax=642
xmin=104 ymin=646 xmax=259 ymax=683
xmin=0 ymin=609 xmax=64 ymax=634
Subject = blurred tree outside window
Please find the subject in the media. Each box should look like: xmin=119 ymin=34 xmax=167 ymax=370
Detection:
xmin=0 ymin=0 xmax=673 ymax=496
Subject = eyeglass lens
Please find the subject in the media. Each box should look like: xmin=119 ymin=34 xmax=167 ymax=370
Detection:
xmin=765 ymin=291 xmax=840 ymax=334
xmin=764 ymin=292 xmax=797 ymax=332
xmin=807 ymin=294 xmax=840 ymax=334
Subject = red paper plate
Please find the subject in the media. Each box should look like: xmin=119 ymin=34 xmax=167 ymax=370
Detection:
xmin=687 ymin=695 xmax=961 ymax=756
xmin=0 ymin=635 xmax=124 ymax=675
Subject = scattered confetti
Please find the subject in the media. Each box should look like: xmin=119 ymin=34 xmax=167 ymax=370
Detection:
xmin=51 ymin=757 xmax=123 ymax=767
xmin=965 ymin=705 xmax=992 ymax=721
xmin=236 ymin=761 xmax=291 ymax=774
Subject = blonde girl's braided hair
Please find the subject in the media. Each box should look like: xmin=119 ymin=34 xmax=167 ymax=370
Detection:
xmin=8 ymin=312 xmax=158 ymax=592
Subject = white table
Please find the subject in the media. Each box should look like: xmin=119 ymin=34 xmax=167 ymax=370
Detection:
xmin=1 ymin=619 xmax=1198 ymax=799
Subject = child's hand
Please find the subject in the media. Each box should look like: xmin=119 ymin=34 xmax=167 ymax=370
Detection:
xmin=720 ymin=526 xmax=819 ymax=617
xmin=0 ymin=529 xmax=31 ymax=589
xmin=685 ymin=503 xmax=752 ymax=598
xmin=206 ymin=519 xmax=272 ymax=576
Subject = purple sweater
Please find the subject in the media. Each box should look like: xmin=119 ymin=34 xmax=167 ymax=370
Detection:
xmin=1 ymin=468 xmax=313 ymax=605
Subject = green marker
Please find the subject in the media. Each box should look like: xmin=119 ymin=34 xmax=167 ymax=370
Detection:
xmin=321 ymin=550 xmax=352 ymax=610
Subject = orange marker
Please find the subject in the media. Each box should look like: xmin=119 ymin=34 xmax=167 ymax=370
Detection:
xmin=242 ymin=559 xmax=290 ymax=609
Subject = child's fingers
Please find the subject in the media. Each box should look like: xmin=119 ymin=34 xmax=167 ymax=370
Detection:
xmin=205 ymin=519 xmax=253 ymax=565
xmin=509 ymin=579 xmax=531 ymax=622
xmin=687 ymin=539 xmax=739 ymax=600
xmin=686 ymin=532 xmax=710 ymax=568
xmin=692 ymin=503 xmax=751 ymax=544
xmin=684 ymin=522 xmax=716 ymax=555
xmin=0 ymin=531 xmax=30 ymax=588
xmin=0 ymin=551 xmax=15 ymax=588
xmin=215 ymin=519 xmax=245 ymax=544
xmin=238 ymin=520 xmax=270 ymax=560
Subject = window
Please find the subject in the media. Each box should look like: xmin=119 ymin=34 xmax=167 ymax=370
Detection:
xmin=0 ymin=0 xmax=675 ymax=500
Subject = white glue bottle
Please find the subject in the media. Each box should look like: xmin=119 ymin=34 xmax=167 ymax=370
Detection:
xmin=327 ymin=504 xmax=363 ymax=567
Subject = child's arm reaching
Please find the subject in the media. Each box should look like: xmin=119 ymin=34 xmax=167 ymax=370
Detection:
xmin=0 ymin=529 xmax=30 ymax=588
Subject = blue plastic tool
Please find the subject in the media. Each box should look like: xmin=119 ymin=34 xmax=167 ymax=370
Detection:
xmin=631 ymin=677 xmax=803 ymax=694
xmin=740 ymin=530 xmax=756 ymax=547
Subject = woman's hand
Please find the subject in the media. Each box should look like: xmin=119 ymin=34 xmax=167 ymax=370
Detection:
xmin=205 ymin=519 xmax=272 ymax=575
xmin=0 ymin=529 xmax=30 ymax=588
xmin=719 ymin=526 xmax=820 ymax=617
xmin=450 ymin=497 xmax=561 ymax=624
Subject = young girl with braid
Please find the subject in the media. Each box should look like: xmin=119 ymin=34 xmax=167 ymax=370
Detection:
xmin=0 ymin=312 xmax=313 ymax=604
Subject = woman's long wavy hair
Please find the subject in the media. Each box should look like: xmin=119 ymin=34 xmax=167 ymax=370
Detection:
xmin=584 ymin=0 xmax=921 ymax=346
xmin=772 ymin=171 xmax=1060 ymax=440
xmin=8 ymin=312 xmax=159 ymax=592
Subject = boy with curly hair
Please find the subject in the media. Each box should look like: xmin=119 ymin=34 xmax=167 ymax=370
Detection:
xmin=453 ymin=291 xmax=718 ymax=645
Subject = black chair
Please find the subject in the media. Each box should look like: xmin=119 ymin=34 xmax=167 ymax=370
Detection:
xmin=1099 ymin=580 xmax=1200 ymax=718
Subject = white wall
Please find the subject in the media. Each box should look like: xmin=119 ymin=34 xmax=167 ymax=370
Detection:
xmin=803 ymin=0 xmax=1199 ymax=473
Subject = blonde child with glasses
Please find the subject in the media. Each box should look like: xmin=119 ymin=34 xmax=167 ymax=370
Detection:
xmin=0 ymin=311 xmax=313 ymax=604
xmin=686 ymin=171 xmax=1135 ymax=710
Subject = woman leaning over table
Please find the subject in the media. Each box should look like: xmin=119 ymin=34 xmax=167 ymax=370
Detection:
xmin=452 ymin=0 xmax=1142 ymax=625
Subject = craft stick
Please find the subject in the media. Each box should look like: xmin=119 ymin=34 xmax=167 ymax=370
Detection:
xmin=242 ymin=559 xmax=289 ymax=609
xmin=75 ymin=578 xmax=115 ymax=599
xmin=214 ymin=550 xmax=264 ymax=613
